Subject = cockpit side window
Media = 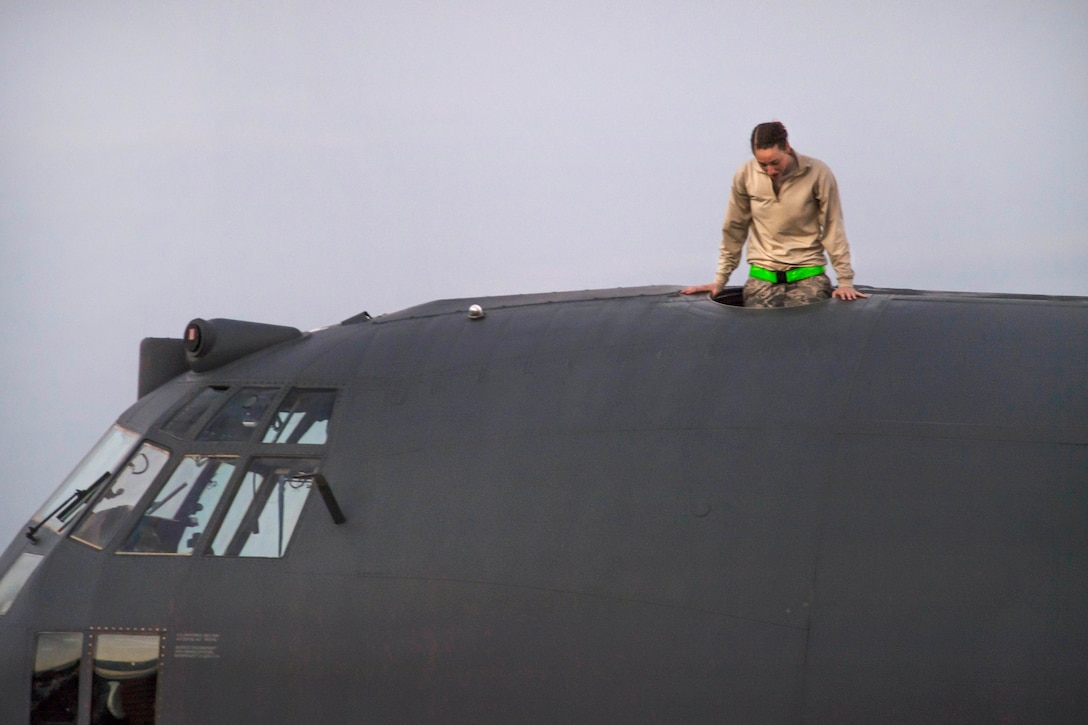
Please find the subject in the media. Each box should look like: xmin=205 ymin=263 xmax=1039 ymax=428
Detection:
xmin=196 ymin=387 xmax=279 ymax=442
xmin=261 ymin=388 xmax=337 ymax=444
xmin=117 ymin=456 xmax=238 ymax=555
xmin=207 ymin=457 xmax=320 ymax=557
xmin=70 ymin=443 xmax=171 ymax=550
xmin=31 ymin=427 xmax=139 ymax=535
xmin=0 ymin=553 xmax=44 ymax=617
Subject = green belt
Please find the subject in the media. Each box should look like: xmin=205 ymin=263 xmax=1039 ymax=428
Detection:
xmin=749 ymin=265 xmax=825 ymax=284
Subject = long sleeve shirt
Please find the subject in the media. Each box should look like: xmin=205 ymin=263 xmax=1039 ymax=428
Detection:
xmin=716 ymin=151 xmax=855 ymax=288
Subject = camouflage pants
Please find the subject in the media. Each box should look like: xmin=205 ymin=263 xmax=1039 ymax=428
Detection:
xmin=742 ymin=273 xmax=833 ymax=308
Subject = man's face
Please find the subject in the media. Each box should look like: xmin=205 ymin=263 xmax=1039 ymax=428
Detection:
xmin=754 ymin=144 xmax=794 ymax=181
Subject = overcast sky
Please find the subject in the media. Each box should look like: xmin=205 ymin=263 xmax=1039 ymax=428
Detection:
xmin=2 ymin=0 xmax=1086 ymax=543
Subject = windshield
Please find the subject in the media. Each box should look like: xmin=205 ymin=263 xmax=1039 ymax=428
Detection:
xmin=208 ymin=458 xmax=320 ymax=557
xmin=30 ymin=427 xmax=140 ymax=535
xmin=118 ymin=456 xmax=237 ymax=555
xmin=70 ymin=442 xmax=171 ymax=550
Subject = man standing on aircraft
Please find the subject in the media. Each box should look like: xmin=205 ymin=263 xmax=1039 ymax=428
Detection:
xmin=682 ymin=121 xmax=866 ymax=307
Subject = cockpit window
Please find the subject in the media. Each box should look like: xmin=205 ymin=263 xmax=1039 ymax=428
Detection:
xmin=31 ymin=426 xmax=139 ymax=535
xmin=70 ymin=442 xmax=171 ymax=550
xmin=208 ymin=457 xmax=320 ymax=557
xmin=261 ymin=388 xmax=337 ymax=444
xmin=196 ymin=387 xmax=279 ymax=442
xmin=161 ymin=386 xmax=230 ymax=439
xmin=118 ymin=456 xmax=238 ymax=555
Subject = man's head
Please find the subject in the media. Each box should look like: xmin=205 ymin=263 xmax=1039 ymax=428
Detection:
xmin=750 ymin=121 xmax=789 ymax=152
xmin=750 ymin=121 xmax=795 ymax=181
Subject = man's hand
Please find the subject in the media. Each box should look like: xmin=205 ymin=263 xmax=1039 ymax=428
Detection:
xmin=832 ymin=286 xmax=868 ymax=301
xmin=680 ymin=283 xmax=722 ymax=296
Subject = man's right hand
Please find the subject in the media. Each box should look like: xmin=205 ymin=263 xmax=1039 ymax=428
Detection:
xmin=680 ymin=283 xmax=722 ymax=296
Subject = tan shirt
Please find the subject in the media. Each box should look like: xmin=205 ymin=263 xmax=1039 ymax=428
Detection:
xmin=716 ymin=152 xmax=855 ymax=287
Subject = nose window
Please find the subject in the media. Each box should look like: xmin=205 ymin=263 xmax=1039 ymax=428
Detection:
xmin=91 ymin=633 xmax=162 ymax=724
xmin=31 ymin=632 xmax=83 ymax=724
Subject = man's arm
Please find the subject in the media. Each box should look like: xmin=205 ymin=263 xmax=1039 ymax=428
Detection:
xmin=680 ymin=282 xmax=720 ymax=296
xmin=814 ymin=163 xmax=867 ymax=301
xmin=832 ymin=286 xmax=866 ymax=300
xmin=681 ymin=165 xmax=751 ymax=296
xmin=716 ymin=166 xmax=752 ymax=288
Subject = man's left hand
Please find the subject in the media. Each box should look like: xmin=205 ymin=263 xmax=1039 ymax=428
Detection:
xmin=832 ymin=286 xmax=868 ymax=301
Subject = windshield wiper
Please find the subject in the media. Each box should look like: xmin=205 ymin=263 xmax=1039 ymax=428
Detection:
xmin=26 ymin=471 xmax=112 ymax=543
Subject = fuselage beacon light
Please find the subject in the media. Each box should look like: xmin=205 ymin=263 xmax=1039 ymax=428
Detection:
xmin=2 ymin=285 xmax=1087 ymax=723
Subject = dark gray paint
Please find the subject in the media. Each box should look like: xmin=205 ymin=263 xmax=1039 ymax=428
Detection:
xmin=2 ymin=286 xmax=1086 ymax=722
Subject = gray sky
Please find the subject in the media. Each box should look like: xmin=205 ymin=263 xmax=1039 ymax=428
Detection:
xmin=2 ymin=0 xmax=1086 ymax=543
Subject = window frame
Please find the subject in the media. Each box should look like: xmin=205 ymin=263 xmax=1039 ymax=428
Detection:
xmin=91 ymin=384 xmax=342 ymax=558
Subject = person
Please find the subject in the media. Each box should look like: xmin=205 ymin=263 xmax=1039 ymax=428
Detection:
xmin=681 ymin=121 xmax=866 ymax=307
